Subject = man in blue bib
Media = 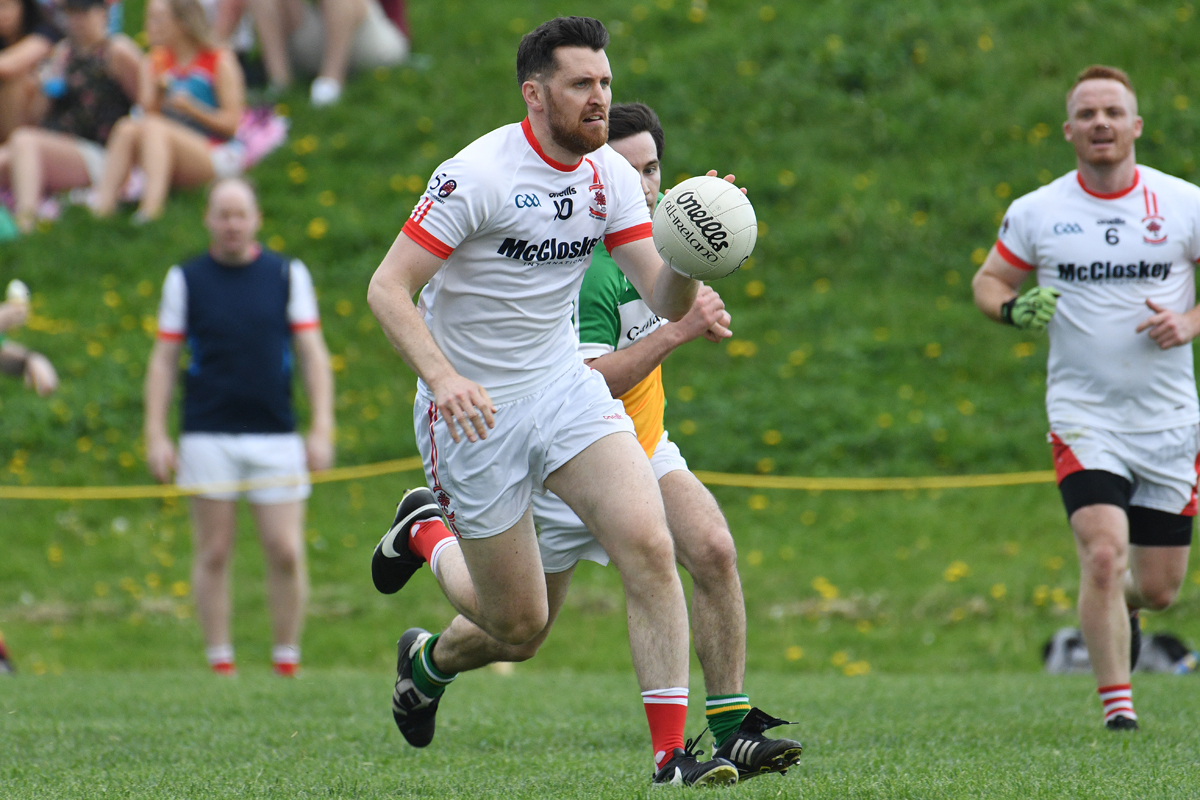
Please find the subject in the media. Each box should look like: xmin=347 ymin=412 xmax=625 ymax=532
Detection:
xmin=143 ymin=177 xmax=334 ymax=676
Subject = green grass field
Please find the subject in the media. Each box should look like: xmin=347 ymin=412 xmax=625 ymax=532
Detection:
xmin=4 ymin=0 xmax=1200 ymax=795
xmin=4 ymin=671 xmax=1199 ymax=798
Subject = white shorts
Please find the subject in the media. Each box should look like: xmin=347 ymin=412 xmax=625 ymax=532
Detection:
xmin=414 ymin=361 xmax=636 ymax=540
xmin=177 ymin=433 xmax=311 ymax=504
xmin=290 ymin=0 xmax=408 ymax=76
xmin=209 ymin=140 xmax=246 ymax=179
xmin=1050 ymin=424 xmax=1200 ymax=514
xmin=534 ymin=431 xmax=689 ymax=573
xmin=72 ymin=137 xmax=106 ymax=185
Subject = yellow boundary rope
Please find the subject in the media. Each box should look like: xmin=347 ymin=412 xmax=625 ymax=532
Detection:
xmin=0 ymin=457 xmax=1056 ymax=501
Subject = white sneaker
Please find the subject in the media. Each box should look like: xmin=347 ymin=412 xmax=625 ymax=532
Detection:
xmin=310 ymin=76 xmax=342 ymax=107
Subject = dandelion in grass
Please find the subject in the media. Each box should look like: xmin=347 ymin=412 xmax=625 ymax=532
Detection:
xmin=844 ymin=661 xmax=870 ymax=676
xmin=812 ymin=577 xmax=838 ymax=599
xmin=785 ymin=645 xmax=802 ymax=661
xmin=746 ymin=549 xmax=763 ymax=566
xmin=831 ymin=650 xmax=848 ymax=666
xmin=991 ymin=583 xmax=1007 ymax=600
xmin=944 ymin=561 xmax=970 ymax=582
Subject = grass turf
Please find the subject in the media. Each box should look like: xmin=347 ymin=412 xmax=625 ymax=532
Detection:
xmin=5 ymin=0 xmax=1200 ymax=794
xmin=2 ymin=670 xmax=1197 ymax=798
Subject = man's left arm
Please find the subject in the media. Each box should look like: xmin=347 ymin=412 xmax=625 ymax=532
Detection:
xmin=293 ymin=328 xmax=335 ymax=471
xmin=586 ymin=285 xmax=732 ymax=397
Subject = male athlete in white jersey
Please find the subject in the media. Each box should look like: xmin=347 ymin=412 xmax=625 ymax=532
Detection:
xmin=367 ymin=17 xmax=738 ymax=786
xmin=973 ymin=65 xmax=1199 ymax=731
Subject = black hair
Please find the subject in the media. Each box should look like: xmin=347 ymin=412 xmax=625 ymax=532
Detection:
xmin=607 ymin=102 xmax=664 ymax=161
xmin=11 ymin=0 xmax=45 ymax=41
xmin=516 ymin=16 xmax=609 ymax=85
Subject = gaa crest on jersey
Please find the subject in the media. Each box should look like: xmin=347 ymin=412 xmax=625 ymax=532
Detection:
xmin=589 ymin=185 xmax=607 ymax=220
xmin=1141 ymin=185 xmax=1167 ymax=244
xmin=438 ymin=180 xmax=458 ymax=198
xmin=584 ymin=157 xmax=607 ymax=220
xmin=1143 ymin=215 xmax=1167 ymax=245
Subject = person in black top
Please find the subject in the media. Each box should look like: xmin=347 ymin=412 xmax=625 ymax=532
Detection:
xmin=143 ymin=178 xmax=334 ymax=676
xmin=0 ymin=0 xmax=61 ymax=141
xmin=0 ymin=0 xmax=139 ymax=232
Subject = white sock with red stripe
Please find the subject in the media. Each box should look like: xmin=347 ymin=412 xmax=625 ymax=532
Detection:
xmin=206 ymin=644 xmax=235 ymax=674
xmin=410 ymin=519 xmax=458 ymax=578
xmin=272 ymin=644 xmax=300 ymax=677
xmin=642 ymin=687 xmax=688 ymax=770
xmin=1098 ymin=683 xmax=1136 ymax=723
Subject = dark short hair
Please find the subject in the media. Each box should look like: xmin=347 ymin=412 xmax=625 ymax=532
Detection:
xmin=15 ymin=0 xmax=45 ymax=39
xmin=608 ymin=102 xmax=664 ymax=161
xmin=1067 ymin=65 xmax=1136 ymax=105
xmin=516 ymin=17 xmax=609 ymax=85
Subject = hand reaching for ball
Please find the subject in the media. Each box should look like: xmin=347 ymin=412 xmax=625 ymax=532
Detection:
xmin=704 ymin=169 xmax=747 ymax=195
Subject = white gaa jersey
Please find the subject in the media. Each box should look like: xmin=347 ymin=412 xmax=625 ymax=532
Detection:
xmin=997 ymin=166 xmax=1200 ymax=432
xmin=402 ymin=118 xmax=652 ymax=405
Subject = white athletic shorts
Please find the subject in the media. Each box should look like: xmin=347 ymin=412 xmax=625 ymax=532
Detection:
xmin=533 ymin=430 xmax=689 ymax=573
xmin=414 ymin=361 xmax=636 ymax=540
xmin=290 ymin=0 xmax=408 ymax=76
xmin=177 ymin=432 xmax=310 ymax=504
xmin=1049 ymin=424 xmax=1200 ymax=514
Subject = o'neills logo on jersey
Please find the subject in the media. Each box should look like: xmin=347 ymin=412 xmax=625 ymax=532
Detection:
xmin=496 ymin=236 xmax=601 ymax=263
xmin=548 ymin=187 xmax=576 ymax=198
xmin=662 ymin=191 xmax=731 ymax=264
xmin=1056 ymin=261 xmax=1173 ymax=282
xmin=625 ymin=314 xmax=662 ymax=342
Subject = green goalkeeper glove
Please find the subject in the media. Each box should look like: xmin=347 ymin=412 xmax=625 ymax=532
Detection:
xmin=1001 ymin=286 xmax=1061 ymax=330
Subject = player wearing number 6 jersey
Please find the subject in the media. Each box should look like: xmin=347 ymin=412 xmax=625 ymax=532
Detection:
xmin=367 ymin=17 xmax=738 ymax=787
xmin=973 ymin=65 xmax=1199 ymax=731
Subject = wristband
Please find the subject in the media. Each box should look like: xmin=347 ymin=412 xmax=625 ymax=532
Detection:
xmin=1000 ymin=297 xmax=1017 ymax=326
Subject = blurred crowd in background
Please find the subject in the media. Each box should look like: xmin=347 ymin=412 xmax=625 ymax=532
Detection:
xmin=0 ymin=0 xmax=411 ymax=396
xmin=0 ymin=0 xmax=408 ymax=233
xmin=0 ymin=0 xmax=408 ymax=676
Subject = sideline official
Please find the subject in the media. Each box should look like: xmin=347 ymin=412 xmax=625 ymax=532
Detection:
xmin=144 ymin=177 xmax=334 ymax=676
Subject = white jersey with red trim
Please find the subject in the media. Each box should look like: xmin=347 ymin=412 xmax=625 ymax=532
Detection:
xmin=402 ymin=118 xmax=652 ymax=405
xmin=997 ymin=166 xmax=1200 ymax=432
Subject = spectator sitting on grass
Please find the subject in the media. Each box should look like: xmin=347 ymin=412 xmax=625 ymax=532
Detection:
xmin=235 ymin=0 xmax=406 ymax=106
xmin=91 ymin=0 xmax=244 ymax=222
xmin=0 ymin=0 xmax=139 ymax=233
xmin=0 ymin=0 xmax=60 ymax=142
xmin=0 ymin=290 xmax=58 ymax=395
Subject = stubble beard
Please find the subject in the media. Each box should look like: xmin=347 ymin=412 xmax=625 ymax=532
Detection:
xmin=546 ymin=92 xmax=607 ymax=156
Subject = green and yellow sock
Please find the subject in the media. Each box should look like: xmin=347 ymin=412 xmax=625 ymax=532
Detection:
xmin=411 ymin=633 xmax=457 ymax=699
xmin=706 ymin=694 xmax=751 ymax=747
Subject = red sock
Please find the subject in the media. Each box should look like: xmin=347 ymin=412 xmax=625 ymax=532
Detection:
xmin=1099 ymin=683 xmax=1136 ymax=722
xmin=410 ymin=519 xmax=457 ymax=570
xmin=273 ymin=662 xmax=298 ymax=677
xmin=643 ymin=688 xmax=688 ymax=769
xmin=211 ymin=661 xmax=236 ymax=676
